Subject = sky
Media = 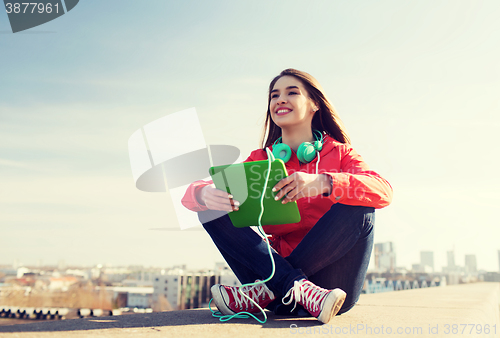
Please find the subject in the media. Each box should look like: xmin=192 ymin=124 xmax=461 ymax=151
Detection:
xmin=1 ymin=0 xmax=499 ymax=272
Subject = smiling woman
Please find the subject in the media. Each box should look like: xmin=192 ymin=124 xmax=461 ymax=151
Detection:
xmin=181 ymin=68 xmax=393 ymax=324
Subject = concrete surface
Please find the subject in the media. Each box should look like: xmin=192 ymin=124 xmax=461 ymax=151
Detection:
xmin=0 ymin=282 xmax=498 ymax=338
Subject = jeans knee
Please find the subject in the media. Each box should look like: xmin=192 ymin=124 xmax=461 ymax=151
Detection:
xmin=330 ymin=204 xmax=375 ymax=231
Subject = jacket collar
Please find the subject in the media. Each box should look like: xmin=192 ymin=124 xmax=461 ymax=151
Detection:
xmin=320 ymin=134 xmax=342 ymax=154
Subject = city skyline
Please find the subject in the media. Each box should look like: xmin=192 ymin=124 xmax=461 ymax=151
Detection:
xmin=4 ymin=244 xmax=500 ymax=274
xmin=1 ymin=1 xmax=500 ymax=272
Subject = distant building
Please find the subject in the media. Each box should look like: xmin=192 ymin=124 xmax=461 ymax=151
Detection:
xmin=126 ymin=287 xmax=153 ymax=308
xmin=101 ymin=267 xmax=131 ymax=284
xmin=443 ymin=250 xmax=461 ymax=274
xmin=153 ymin=274 xmax=181 ymax=311
xmin=99 ymin=286 xmax=154 ymax=309
xmin=447 ymin=251 xmax=455 ymax=269
xmin=122 ymin=279 xmax=153 ymax=287
xmin=498 ymin=250 xmax=500 ymax=272
xmin=465 ymin=255 xmax=477 ymax=274
xmin=374 ymin=242 xmax=396 ymax=272
xmin=128 ymin=270 xmax=158 ymax=285
xmin=420 ymin=251 xmax=434 ymax=272
xmin=152 ymin=264 xmax=238 ymax=312
xmin=178 ymin=272 xmax=216 ymax=310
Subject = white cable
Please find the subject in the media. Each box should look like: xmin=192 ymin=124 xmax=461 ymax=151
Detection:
xmin=316 ymin=150 xmax=321 ymax=175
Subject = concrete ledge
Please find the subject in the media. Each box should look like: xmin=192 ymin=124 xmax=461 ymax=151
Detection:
xmin=0 ymin=282 xmax=498 ymax=337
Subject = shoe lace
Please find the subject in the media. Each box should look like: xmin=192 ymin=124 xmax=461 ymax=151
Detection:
xmin=282 ymin=279 xmax=326 ymax=313
xmin=231 ymin=281 xmax=274 ymax=310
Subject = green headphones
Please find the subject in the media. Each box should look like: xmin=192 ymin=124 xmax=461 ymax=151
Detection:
xmin=272 ymin=130 xmax=324 ymax=164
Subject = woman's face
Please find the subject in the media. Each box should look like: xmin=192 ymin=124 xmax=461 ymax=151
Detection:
xmin=269 ymin=75 xmax=317 ymax=130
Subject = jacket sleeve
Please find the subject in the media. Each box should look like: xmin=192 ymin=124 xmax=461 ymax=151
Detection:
xmin=181 ymin=150 xmax=260 ymax=212
xmin=181 ymin=179 xmax=213 ymax=212
xmin=323 ymin=145 xmax=393 ymax=209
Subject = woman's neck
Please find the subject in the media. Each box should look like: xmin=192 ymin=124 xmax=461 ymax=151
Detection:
xmin=281 ymin=126 xmax=315 ymax=153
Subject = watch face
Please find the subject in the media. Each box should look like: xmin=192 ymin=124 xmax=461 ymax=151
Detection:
xmin=324 ymin=175 xmax=333 ymax=196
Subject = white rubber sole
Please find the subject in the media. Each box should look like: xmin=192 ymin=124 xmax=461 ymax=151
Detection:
xmin=210 ymin=284 xmax=235 ymax=315
xmin=317 ymin=288 xmax=347 ymax=324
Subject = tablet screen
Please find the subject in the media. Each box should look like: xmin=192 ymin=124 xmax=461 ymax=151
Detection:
xmin=209 ymin=159 xmax=301 ymax=227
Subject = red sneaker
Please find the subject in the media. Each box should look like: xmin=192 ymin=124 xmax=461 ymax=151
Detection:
xmin=282 ymin=279 xmax=346 ymax=324
xmin=211 ymin=281 xmax=275 ymax=315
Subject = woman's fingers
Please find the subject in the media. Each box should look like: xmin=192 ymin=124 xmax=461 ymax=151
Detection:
xmin=272 ymin=175 xmax=294 ymax=193
xmin=287 ymin=190 xmax=304 ymax=203
xmin=212 ymin=195 xmax=239 ymax=211
xmin=205 ymin=199 xmax=234 ymax=212
xmin=275 ymin=181 xmax=299 ymax=203
xmin=273 ymin=173 xmax=300 ymax=201
xmin=282 ymin=186 xmax=300 ymax=203
xmin=204 ymin=186 xmax=240 ymax=211
xmin=273 ymin=172 xmax=325 ymax=203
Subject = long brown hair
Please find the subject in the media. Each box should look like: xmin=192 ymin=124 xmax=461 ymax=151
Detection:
xmin=260 ymin=68 xmax=351 ymax=149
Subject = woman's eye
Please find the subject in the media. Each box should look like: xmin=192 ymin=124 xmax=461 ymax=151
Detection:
xmin=271 ymin=94 xmax=278 ymax=98
xmin=289 ymin=91 xmax=298 ymax=95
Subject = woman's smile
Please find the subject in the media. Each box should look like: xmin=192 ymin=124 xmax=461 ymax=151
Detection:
xmin=276 ymin=108 xmax=292 ymax=116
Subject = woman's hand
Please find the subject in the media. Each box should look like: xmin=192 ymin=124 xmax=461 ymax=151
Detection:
xmin=272 ymin=173 xmax=332 ymax=204
xmin=198 ymin=184 xmax=240 ymax=212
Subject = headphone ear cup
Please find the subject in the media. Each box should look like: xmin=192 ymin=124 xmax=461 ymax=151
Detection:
xmin=272 ymin=143 xmax=292 ymax=163
xmin=297 ymin=142 xmax=317 ymax=163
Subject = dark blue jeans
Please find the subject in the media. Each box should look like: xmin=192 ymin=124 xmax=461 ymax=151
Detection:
xmin=198 ymin=203 xmax=375 ymax=315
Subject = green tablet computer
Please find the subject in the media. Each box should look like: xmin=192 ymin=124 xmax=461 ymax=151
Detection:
xmin=209 ymin=159 xmax=301 ymax=228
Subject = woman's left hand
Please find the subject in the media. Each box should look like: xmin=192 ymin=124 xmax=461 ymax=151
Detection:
xmin=272 ymin=172 xmax=332 ymax=204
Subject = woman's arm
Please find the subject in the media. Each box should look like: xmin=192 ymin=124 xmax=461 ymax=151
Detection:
xmin=181 ymin=179 xmax=213 ymax=212
xmin=322 ymin=145 xmax=393 ymax=209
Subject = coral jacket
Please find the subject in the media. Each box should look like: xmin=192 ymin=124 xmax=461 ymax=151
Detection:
xmin=181 ymin=135 xmax=393 ymax=257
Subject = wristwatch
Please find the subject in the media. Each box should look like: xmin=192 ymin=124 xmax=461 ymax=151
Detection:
xmin=322 ymin=174 xmax=333 ymax=197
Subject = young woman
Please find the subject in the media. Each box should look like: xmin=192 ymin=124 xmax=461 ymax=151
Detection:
xmin=182 ymin=69 xmax=393 ymax=324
